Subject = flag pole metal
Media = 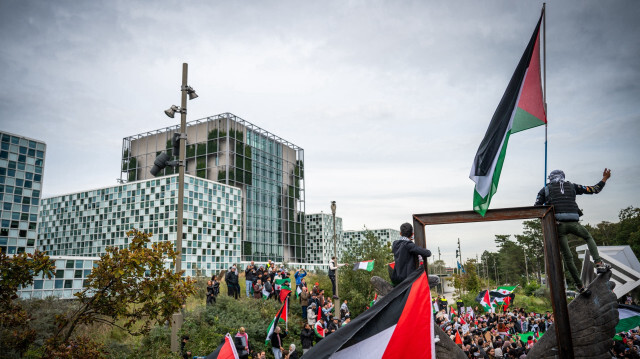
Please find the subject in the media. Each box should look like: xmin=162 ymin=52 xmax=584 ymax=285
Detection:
xmin=543 ymin=3 xmax=548 ymax=186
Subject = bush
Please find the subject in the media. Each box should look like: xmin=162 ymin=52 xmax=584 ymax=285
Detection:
xmin=523 ymin=281 xmax=541 ymax=296
xmin=179 ymin=295 xmax=304 ymax=358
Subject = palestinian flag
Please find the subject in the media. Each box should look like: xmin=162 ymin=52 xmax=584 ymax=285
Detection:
xmin=314 ymin=321 xmax=326 ymax=338
xmin=503 ymin=296 xmax=511 ymax=310
xmin=296 ymin=286 xmax=302 ymax=299
xmin=470 ymin=11 xmax=546 ymax=216
xmin=370 ymin=293 xmax=378 ymax=308
xmin=480 ymin=290 xmax=493 ymax=313
xmin=279 ymin=283 xmax=292 ymax=302
xmin=432 ymin=300 xmax=438 ymax=314
xmin=302 ymin=267 xmax=435 ymax=359
xmin=616 ymin=304 xmax=640 ymax=333
xmin=265 ymin=299 xmax=288 ymax=345
xmin=206 ymin=333 xmax=239 ymax=359
xmin=455 ymin=330 xmax=463 ymax=345
xmin=353 ymin=260 xmax=375 ymax=272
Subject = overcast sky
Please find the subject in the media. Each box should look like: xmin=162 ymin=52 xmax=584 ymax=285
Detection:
xmin=1 ymin=0 xmax=638 ymax=266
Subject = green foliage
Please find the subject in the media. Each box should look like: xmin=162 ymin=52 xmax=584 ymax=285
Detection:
xmin=186 ymin=144 xmax=196 ymax=158
xmin=196 ymin=143 xmax=207 ymax=157
xmin=49 ymin=229 xmax=197 ymax=349
xmin=0 ymin=251 xmax=55 ymax=357
xmin=339 ymin=230 xmax=393 ymax=316
xmin=196 ymin=157 xmax=207 ymax=179
xmin=452 ymin=259 xmax=482 ymax=294
xmin=523 ymin=281 xmax=541 ymax=296
xmin=179 ymin=295 xmax=304 ymax=357
xmin=512 ymin=293 xmax=552 ymax=313
xmin=207 ymin=140 xmax=217 ymax=154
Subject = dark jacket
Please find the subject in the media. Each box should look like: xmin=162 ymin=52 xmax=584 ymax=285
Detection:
xmin=289 ymin=350 xmax=299 ymax=359
xmin=300 ymin=328 xmax=314 ymax=349
xmin=391 ymin=238 xmax=431 ymax=285
xmin=245 ymin=266 xmax=256 ymax=282
xmin=270 ymin=331 xmax=287 ymax=348
xmin=226 ymin=271 xmax=239 ymax=286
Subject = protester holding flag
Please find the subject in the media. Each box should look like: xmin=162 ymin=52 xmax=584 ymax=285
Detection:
xmin=300 ymin=323 xmax=314 ymax=354
xmin=269 ymin=326 xmax=287 ymax=359
xmin=328 ymin=256 xmax=339 ymax=299
xmin=535 ymin=168 xmax=612 ymax=295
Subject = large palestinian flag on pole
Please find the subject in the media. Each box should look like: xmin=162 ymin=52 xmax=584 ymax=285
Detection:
xmin=470 ymin=11 xmax=546 ymax=216
xmin=301 ymin=267 xmax=435 ymax=359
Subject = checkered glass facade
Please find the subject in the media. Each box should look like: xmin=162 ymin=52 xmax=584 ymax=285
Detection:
xmin=38 ymin=174 xmax=242 ymax=277
xmin=0 ymin=131 xmax=46 ymax=255
xmin=305 ymin=213 xmax=343 ymax=265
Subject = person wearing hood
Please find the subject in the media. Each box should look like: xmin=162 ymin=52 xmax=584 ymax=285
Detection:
xmin=535 ymin=168 xmax=611 ymax=295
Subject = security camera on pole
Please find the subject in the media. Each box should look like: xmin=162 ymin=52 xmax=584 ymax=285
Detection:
xmin=150 ymin=63 xmax=198 ymax=352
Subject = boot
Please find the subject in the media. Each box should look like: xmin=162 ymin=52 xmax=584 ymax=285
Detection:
xmin=577 ymin=285 xmax=591 ymax=297
xmin=594 ymin=261 xmax=611 ymax=274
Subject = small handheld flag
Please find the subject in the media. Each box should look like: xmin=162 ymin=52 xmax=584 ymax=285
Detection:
xmin=353 ymin=260 xmax=375 ymax=272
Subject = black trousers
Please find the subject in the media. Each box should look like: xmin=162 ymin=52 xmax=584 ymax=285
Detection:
xmin=329 ymin=275 xmax=336 ymax=295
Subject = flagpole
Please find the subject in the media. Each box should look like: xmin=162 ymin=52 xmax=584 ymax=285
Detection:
xmin=543 ymin=3 xmax=548 ymax=185
xmin=286 ymin=297 xmax=289 ymax=332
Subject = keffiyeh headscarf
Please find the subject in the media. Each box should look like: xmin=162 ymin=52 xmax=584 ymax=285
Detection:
xmin=548 ymin=169 xmax=566 ymax=194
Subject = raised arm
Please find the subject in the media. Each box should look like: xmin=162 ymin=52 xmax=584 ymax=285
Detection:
xmin=574 ymin=168 xmax=611 ymax=195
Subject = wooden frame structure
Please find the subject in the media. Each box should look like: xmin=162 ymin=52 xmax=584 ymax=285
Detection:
xmin=413 ymin=206 xmax=574 ymax=359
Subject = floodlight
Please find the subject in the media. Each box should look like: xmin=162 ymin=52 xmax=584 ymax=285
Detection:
xmin=164 ymin=105 xmax=180 ymax=118
xmin=150 ymin=153 xmax=171 ymax=176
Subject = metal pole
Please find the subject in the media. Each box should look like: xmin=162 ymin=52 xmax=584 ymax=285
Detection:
xmin=524 ymin=247 xmax=530 ymax=283
xmin=171 ymin=63 xmax=188 ymax=352
xmin=494 ymin=257 xmax=498 ymax=284
xmin=543 ymin=3 xmax=548 ymax=186
xmin=331 ymin=201 xmax=339 ymax=320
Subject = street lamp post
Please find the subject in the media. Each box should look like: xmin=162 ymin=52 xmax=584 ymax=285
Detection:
xmin=331 ymin=201 xmax=340 ymax=320
xmin=169 ymin=63 xmax=196 ymax=352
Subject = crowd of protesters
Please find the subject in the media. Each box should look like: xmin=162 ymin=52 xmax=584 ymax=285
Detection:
xmin=435 ymin=303 xmax=558 ymax=358
xmin=201 ymin=259 xmax=352 ymax=358
xmin=435 ymin=295 xmax=640 ymax=359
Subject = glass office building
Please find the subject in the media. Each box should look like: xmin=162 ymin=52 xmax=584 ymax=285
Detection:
xmin=0 ymin=131 xmax=46 ymax=255
xmin=38 ymin=174 xmax=242 ymax=277
xmin=343 ymin=228 xmax=400 ymax=248
xmin=121 ymin=113 xmax=305 ymax=264
xmin=305 ymin=213 xmax=343 ymax=265
xmin=17 ymin=256 xmax=98 ymax=299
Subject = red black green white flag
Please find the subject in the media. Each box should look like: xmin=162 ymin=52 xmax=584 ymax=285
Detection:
xmin=470 ymin=11 xmax=546 ymax=216
xmin=302 ymin=267 xmax=435 ymax=358
xmin=206 ymin=333 xmax=240 ymax=359
xmin=265 ymin=299 xmax=288 ymax=345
